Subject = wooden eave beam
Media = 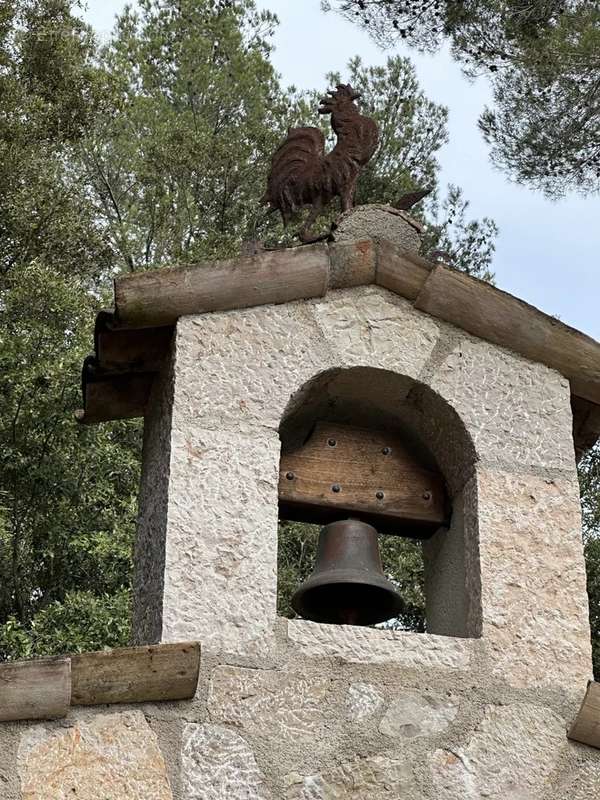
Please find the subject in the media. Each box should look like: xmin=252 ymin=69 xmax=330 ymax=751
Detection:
xmin=0 ymin=642 xmax=201 ymax=723
xmin=568 ymin=680 xmax=600 ymax=749
xmin=78 ymin=239 xmax=600 ymax=457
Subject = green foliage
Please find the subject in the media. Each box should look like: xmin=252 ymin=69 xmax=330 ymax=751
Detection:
xmin=0 ymin=1 xmax=139 ymax=662
xmin=578 ymin=445 xmax=600 ymax=679
xmin=0 ymin=591 xmax=131 ymax=660
xmin=326 ymin=1 xmax=600 ymax=196
xmin=82 ymin=0 xmax=287 ymax=269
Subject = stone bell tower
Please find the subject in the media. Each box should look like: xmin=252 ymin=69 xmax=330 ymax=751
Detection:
xmin=4 ymin=206 xmax=600 ymax=799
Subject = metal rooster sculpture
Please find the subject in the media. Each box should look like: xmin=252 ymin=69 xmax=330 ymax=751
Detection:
xmin=262 ymin=84 xmax=379 ymax=243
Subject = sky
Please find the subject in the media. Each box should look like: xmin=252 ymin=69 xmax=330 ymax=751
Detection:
xmin=81 ymin=0 xmax=600 ymax=339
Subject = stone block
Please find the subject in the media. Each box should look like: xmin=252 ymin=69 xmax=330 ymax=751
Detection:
xmin=332 ymin=204 xmax=422 ymax=254
xmin=476 ymin=470 xmax=592 ymax=687
xmin=379 ymin=692 xmax=457 ymax=738
xmin=430 ymin=703 xmax=566 ymax=799
xmin=429 ymin=337 xmax=574 ymax=471
xmin=554 ymin=761 xmax=600 ymax=799
xmin=18 ymin=711 xmax=172 ymax=800
xmin=287 ymin=620 xmax=476 ymax=670
xmin=173 ymin=303 xmax=334 ymax=434
xmin=309 ymin=286 xmax=439 ymax=376
xmin=208 ymin=665 xmax=334 ymax=745
xmin=346 ymin=683 xmax=385 ymax=722
xmin=161 ymin=428 xmax=280 ymax=654
xmin=285 ymin=754 xmax=416 ymax=799
xmin=182 ymin=724 xmax=271 ymax=800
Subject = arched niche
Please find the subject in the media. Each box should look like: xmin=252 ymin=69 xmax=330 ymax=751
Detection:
xmin=278 ymin=366 xmax=482 ymax=639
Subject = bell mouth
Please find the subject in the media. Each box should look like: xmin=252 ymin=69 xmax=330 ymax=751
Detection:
xmin=292 ymin=573 xmax=403 ymax=626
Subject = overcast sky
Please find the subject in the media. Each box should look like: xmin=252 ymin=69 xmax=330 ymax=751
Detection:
xmin=82 ymin=0 xmax=599 ymax=339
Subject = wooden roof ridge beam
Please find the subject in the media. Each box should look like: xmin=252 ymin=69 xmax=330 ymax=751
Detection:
xmin=412 ymin=264 xmax=600 ymax=406
xmin=114 ymin=243 xmax=331 ymax=329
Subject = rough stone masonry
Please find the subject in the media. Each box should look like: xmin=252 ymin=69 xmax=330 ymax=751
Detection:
xmin=3 ymin=208 xmax=600 ymax=799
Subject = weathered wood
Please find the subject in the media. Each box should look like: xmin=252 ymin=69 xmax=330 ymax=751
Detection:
xmin=96 ymin=322 xmax=173 ymax=374
xmin=328 ymin=240 xmax=376 ymax=289
xmin=114 ymin=244 xmax=330 ymax=328
xmin=0 ymin=657 xmax=71 ymax=722
xmin=375 ymin=239 xmax=433 ymax=301
xmin=279 ymin=422 xmax=448 ymax=536
xmin=568 ymin=681 xmax=600 ymax=749
xmin=414 ymin=265 xmax=600 ymax=405
xmin=71 ymin=642 xmax=200 ymax=706
xmin=572 ymin=397 xmax=600 ymax=463
xmin=77 ymin=371 xmax=155 ymax=424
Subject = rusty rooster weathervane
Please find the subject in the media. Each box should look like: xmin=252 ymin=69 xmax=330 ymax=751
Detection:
xmin=262 ymin=84 xmax=379 ymax=244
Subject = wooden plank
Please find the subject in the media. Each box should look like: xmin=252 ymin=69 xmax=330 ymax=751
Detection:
xmin=0 ymin=657 xmax=71 ymax=722
xmin=77 ymin=371 xmax=154 ymax=424
xmin=114 ymin=244 xmax=330 ymax=328
xmin=376 ymin=239 xmax=433 ymax=301
xmin=279 ymin=422 xmax=448 ymax=536
xmin=96 ymin=322 xmax=173 ymax=374
xmin=414 ymin=266 xmax=600 ymax=405
xmin=71 ymin=642 xmax=200 ymax=706
xmin=572 ymin=396 xmax=600 ymax=462
xmin=568 ymin=681 xmax=600 ymax=749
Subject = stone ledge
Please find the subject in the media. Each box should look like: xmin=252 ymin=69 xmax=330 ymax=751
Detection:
xmin=286 ymin=620 xmax=479 ymax=670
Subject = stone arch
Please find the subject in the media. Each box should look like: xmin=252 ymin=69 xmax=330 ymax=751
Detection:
xmin=278 ymin=365 xmax=482 ymax=639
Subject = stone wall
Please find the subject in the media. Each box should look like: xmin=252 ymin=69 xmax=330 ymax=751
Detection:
xmin=3 ymin=618 xmax=600 ymax=799
xmin=3 ymin=279 xmax=598 ymax=798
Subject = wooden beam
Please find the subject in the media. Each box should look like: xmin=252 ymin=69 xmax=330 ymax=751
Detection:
xmin=96 ymin=323 xmax=173 ymax=374
xmin=0 ymin=657 xmax=71 ymax=722
xmin=279 ymin=422 xmax=448 ymax=537
xmin=71 ymin=642 xmax=200 ymax=706
xmin=568 ymin=681 xmax=600 ymax=749
xmin=114 ymin=244 xmax=330 ymax=328
xmin=78 ymin=371 xmax=154 ymax=424
xmin=376 ymin=240 xmax=433 ymax=301
xmin=328 ymin=240 xmax=376 ymax=289
xmin=414 ymin=266 xmax=600 ymax=405
xmin=572 ymin=396 xmax=600 ymax=462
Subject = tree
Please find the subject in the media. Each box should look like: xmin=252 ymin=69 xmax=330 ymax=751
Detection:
xmin=324 ymin=1 xmax=600 ymax=196
xmin=0 ymin=1 xmax=140 ymax=660
xmin=578 ymin=445 xmax=600 ymax=678
xmin=81 ymin=0 xmax=286 ymax=269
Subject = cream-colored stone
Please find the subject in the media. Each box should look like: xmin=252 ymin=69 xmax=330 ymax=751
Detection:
xmin=182 ymin=724 xmax=271 ymax=800
xmin=18 ymin=711 xmax=172 ymax=800
xmin=173 ymin=303 xmax=334 ymax=434
xmin=554 ymin=760 xmax=600 ymax=799
xmin=161 ymin=428 xmax=279 ymax=654
xmin=379 ymin=692 xmax=457 ymax=738
xmin=476 ymin=470 xmax=592 ymax=688
xmin=208 ymin=666 xmax=333 ymax=743
xmin=332 ymin=204 xmax=422 ymax=252
xmin=309 ymin=286 xmax=439 ymax=376
xmin=285 ymin=754 xmax=416 ymax=799
xmin=429 ymin=337 xmax=574 ymax=470
xmin=346 ymin=683 xmax=384 ymax=722
xmin=430 ymin=703 xmax=566 ymax=799
xmin=287 ymin=620 xmax=476 ymax=670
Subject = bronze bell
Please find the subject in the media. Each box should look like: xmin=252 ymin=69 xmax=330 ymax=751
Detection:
xmin=291 ymin=519 xmax=403 ymax=626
